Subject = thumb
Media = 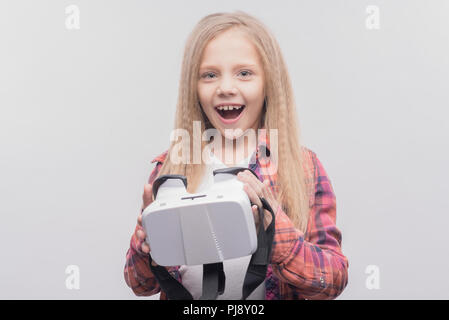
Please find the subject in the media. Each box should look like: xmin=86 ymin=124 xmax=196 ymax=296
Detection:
xmin=252 ymin=205 xmax=259 ymax=226
xmin=142 ymin=184 xmax=154 ymax=211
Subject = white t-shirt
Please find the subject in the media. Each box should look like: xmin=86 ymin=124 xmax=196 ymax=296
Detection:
xmin=178 ymin=149 xmax=265 ymax=300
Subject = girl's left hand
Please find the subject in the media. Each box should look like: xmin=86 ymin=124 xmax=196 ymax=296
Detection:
xmin=237 ymin=170 xmax=279 ymax=233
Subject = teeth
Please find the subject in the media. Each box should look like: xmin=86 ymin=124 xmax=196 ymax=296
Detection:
xmin=216 ymin=105 xmax=243 ymax=111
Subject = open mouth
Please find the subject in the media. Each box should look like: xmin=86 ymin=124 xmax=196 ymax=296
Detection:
xmin=215 ymin=105 xmax=245 ymax=120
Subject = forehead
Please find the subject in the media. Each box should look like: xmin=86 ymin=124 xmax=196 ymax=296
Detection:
xmin=199 ymin=28 xmax=262 ymax=68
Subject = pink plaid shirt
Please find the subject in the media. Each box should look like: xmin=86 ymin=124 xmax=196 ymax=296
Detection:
xmin=124 ymin=133 xmax=348 ymax=300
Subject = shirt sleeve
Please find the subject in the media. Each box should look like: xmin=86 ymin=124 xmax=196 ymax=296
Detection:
xmin=123 ymin=162 xmax=163 ymax=297
xmin=270 ymin=152 xmax=349 ymax=299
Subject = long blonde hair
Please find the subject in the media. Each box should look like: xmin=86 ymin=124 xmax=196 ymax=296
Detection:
xmin=156 ymin=11 xmax=315 ymax=233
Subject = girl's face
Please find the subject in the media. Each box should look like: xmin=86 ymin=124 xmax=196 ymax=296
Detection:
xmin=197 ymin=28 xmax=265 ymax=139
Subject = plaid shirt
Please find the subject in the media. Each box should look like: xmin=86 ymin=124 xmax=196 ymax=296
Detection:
xmin=124 ymin=133 xmax=349 ymax=300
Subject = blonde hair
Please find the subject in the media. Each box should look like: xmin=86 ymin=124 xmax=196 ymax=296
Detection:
xmin=156 ymin=11 xmax=315 ymax=233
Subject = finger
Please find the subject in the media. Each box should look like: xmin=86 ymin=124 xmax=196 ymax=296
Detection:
xmin=242 ymin=173 xmax=276 ymax=212
xmin=245 ymin=171 xmax=271 ymax=200
xmin=142 ymin=184 xmax=154 ymax=209
xmin=238 ymin=171 xmax=264 ymax=198
xmin=243 ymin=183 xmax=262 ymax=208
xmin=137 ymin=214 xmax=142 ymax=226
xmin=136 ymin=228 xmax=146 ymax=241
xmin=262 ymin=208 xmax=273 ymax=230
xmin=142 ymin=243 xmax=158 ymax=267
xmin=141 ymin=241 xmax=150 ymax=254
xmin=252 ymin=205 xmax=260 ymax=232
xmin=263 ymin=179 xmax=276 ymax=199
xmin=262 ymin=179 xmax=280 ymax=211
xmin=263 ymin=179 xmax=271 ymax=192
xmin=260 ymin=179 xmax=274 ymax=199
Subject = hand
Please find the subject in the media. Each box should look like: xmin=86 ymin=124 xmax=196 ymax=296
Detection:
xmin=135 ymin=183 xmax=158 ymax=266
xmin=237 ymin=170 xmax=279 ymax=233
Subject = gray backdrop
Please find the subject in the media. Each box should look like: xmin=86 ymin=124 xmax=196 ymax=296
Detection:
xmin=1 ymin=0 xmax=448 ymax=299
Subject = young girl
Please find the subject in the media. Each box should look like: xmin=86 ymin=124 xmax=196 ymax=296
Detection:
xmin=124 ymin=11 xmax=348 ymax=300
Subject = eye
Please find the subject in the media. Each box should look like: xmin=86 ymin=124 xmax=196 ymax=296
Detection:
xmin=201 ymin=72 xmax=216 ymax=79
xmin=239 ymin=70 xmax=252 ymax=77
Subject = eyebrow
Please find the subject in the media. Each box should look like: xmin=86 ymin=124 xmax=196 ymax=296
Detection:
xmin=199 ymin=63 xmax=258 ymax=71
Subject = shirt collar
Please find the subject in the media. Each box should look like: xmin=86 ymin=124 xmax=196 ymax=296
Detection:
xmin=151 ymin=128 xmax=272 ymax=165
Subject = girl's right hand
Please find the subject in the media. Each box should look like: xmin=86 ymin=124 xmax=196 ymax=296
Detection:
xmin=136 ymin=183 xmax=158 ymax=266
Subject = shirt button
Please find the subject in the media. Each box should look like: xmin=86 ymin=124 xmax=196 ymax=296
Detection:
xmin=320 ymin=276 xmax=325 ymax=287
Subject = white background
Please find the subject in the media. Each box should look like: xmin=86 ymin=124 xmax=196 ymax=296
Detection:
xmin=0 ymin=0 xmax=448 ymax=299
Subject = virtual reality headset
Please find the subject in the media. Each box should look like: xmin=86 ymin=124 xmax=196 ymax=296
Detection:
xmin=141 ymin=166 xmax=275 ymax=300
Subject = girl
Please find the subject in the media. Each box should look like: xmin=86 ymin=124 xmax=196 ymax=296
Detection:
xmin=124 ymin=11 xmax=348 ymax=300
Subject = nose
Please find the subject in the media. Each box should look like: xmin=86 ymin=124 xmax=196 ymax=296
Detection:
xmin=216 ymin=75 xmax=237 ymax=96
